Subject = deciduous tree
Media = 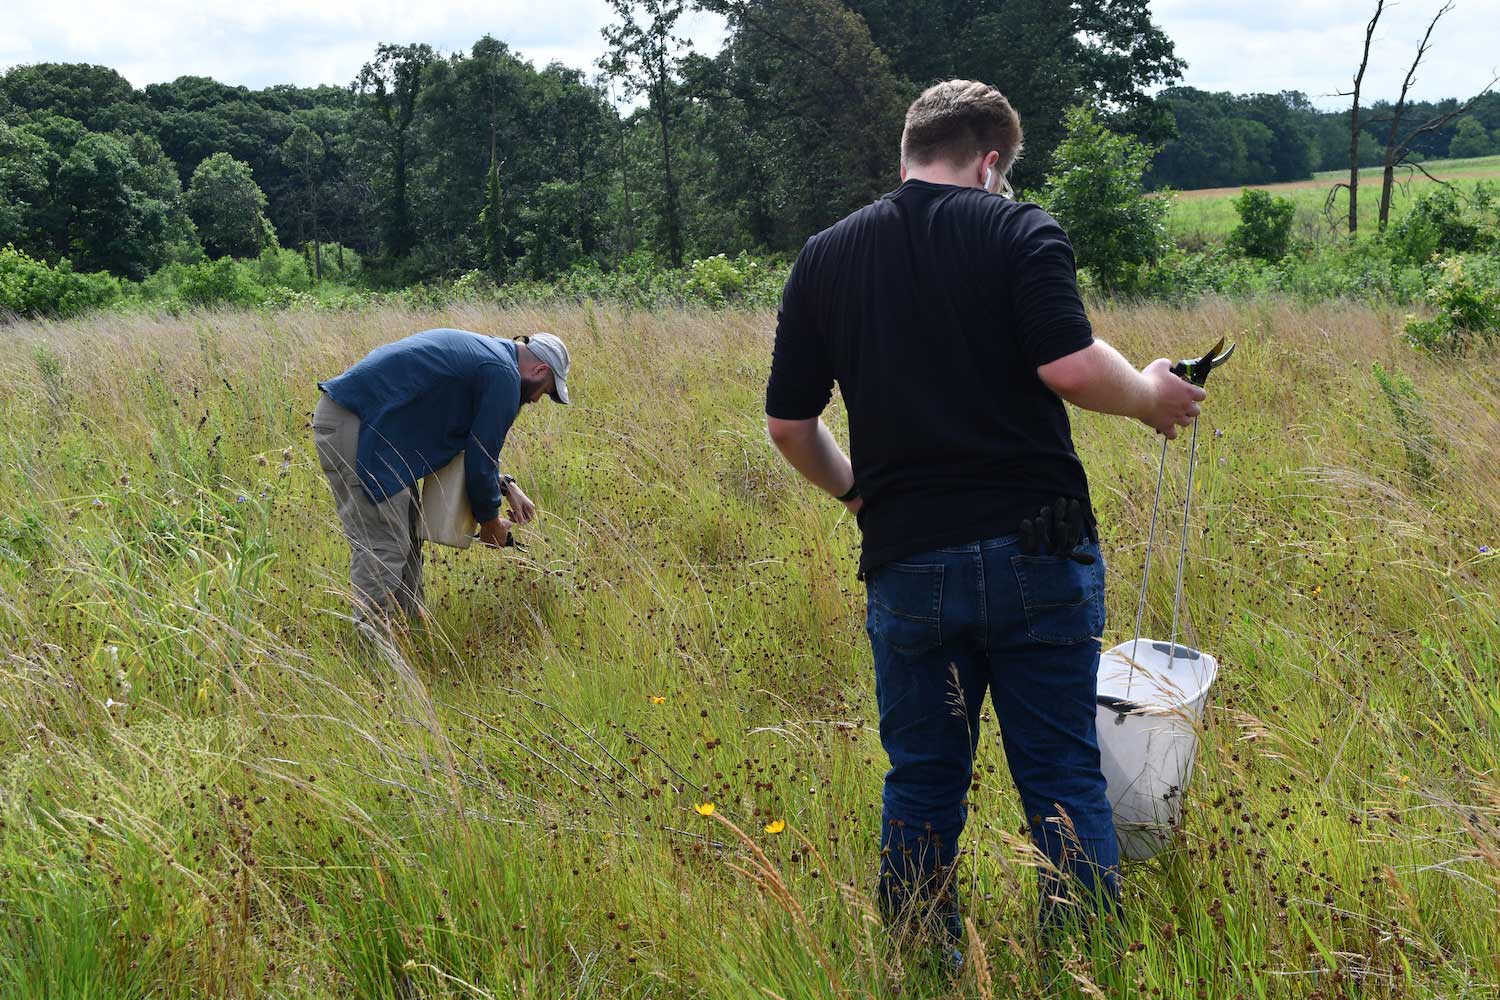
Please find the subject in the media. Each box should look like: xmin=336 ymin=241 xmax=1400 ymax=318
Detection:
xmin=845 ymin=0 xmax=1183 ymax=187
xmin=353 ymin=44 xmax=436 ymax=259
xmin=602 ymin=0 xmax=689 ymax=266
xmin=1448 ymin=116 xmax=1495 ymax=159
xmin=281 ymin=123 xmax=325 ymax=276
xmin=185 ymin=152 xmax=273 ymax=259
xmin=1035 ymin=104 xmax=1169 ymax=292
xmin=691 ymin=0 xmax=909 ymax=249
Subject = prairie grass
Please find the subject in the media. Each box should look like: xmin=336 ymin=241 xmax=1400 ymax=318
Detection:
xmin=0 ymin=300 xmax=1496 ymax=998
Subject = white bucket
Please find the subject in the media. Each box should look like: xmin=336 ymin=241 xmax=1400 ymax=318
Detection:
xmin=1095 ymin=640 xmax=1218 ymax=861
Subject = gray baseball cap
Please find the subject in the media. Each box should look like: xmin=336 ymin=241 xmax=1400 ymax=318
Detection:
xmin=524 ymin=332 xmax=571 ymax=404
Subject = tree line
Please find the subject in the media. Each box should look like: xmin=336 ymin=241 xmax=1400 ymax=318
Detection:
xmin=1 ymin=0 xmax=1495 ymax=290
xmin=1151 ymin=87 xmax=1500 ymax=192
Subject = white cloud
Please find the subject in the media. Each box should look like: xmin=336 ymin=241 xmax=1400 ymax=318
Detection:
xmin=0 ymin=0 xmax=728 ymax=90
xmin=1151 ymin=0 xmax=1499 ymax=108
xmin=0 ymin=0 xmax=1489 ymax=110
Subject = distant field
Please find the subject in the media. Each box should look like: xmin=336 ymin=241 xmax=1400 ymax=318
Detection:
xmin=1166 ymin=154 xmax=1500 ymax=243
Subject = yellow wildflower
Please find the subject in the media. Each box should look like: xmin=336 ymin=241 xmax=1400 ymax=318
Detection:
xmin=694 ymin=802 xmax=715 ymax=817
xmin=764 ymin=819 xmax=786 ymax=834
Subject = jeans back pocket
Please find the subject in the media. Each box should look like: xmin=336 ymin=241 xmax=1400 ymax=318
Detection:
xmin=1009 ymin=553 xmax=1104 ymax=646
xmin=866 ymin=562 xmax=945 ymax=657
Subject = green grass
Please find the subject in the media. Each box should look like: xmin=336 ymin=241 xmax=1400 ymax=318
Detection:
xmin=1165 ymin=155 xmax=1500 ymax=243
xmin=0 ymin=301 xmax=1496 ymax=997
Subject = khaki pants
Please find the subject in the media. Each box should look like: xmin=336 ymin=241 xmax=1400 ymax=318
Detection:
xmin=312 ymin=393 xmax=424 ymax=627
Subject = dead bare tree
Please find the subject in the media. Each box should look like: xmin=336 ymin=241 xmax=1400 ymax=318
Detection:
xmin=1376 ymin=2 xmax=1499 ymax=228
xmin=1327 ymin=0 xmax=1384 ymax=236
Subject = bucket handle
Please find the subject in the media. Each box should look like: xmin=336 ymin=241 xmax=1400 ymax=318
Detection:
xmin=1097 ymin=694 xmax=1144 ymax=724
xmin=1150 ymin=641 xmax=1200 ymax=660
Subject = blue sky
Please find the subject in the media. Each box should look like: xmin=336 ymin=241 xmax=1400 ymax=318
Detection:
xmin=1 ymin=0 xmax=1494 ymax=110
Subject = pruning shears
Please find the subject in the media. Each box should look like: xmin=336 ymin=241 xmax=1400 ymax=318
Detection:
xmin=473 ymin=525 xmax=526 ymax=551
xmin=1170 ymin=336 xmax=1236 ymax=388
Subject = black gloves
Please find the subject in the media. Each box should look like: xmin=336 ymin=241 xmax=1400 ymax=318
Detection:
xmin=1019 ymin=498 xmax=1096 ymax=565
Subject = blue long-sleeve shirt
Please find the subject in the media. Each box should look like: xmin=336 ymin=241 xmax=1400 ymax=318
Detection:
xmin=319 ymin=329 xmax=520 ymax=523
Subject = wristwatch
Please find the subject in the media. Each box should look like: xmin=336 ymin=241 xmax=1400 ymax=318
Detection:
xmin=835 ymin=482 xmax=860 ymax=503
xmin=500 ymin=474 xmax=517 ymax=498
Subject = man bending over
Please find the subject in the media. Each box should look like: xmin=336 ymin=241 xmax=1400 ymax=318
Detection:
xmin=313 ymin=328 xmax=571 ymax=631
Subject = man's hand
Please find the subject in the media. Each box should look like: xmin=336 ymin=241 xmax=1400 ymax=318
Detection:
xmin=1040 ymin=341 xmax=1207 ymax=439
xmin=504 ymin=480 xmax=537 ymax=525
xmin=1140 ymin=358 xmax=1207 ymax=439
xmin=477 ymin=517 xmax=513 ymax=548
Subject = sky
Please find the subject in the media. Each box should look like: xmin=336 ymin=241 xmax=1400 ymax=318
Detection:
xmin=1151 ymin=0 xmax=1498 ymax=108
xmin=0 ymin=0 xmax=1495 ymax=110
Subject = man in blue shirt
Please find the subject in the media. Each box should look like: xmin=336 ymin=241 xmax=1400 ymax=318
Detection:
xmin=312 ymin=328 xmax=571 ymax=630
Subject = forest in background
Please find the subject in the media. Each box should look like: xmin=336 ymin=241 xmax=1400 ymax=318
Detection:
xmin=3 ymin=0 xmax=1498 ymax=300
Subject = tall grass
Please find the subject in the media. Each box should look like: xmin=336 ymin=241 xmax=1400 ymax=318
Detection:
xmin=0 ymin=300 xmax=1496 ymax=998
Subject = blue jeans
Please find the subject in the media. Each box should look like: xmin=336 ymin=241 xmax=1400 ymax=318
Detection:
xmin=865 ymin=534 xmax=1119 ymax=936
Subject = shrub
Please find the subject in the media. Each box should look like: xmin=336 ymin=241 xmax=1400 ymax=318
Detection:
xmin=1034 ymin=104 xmax=1171 ymax=294
xmin=450 ymin=269 xmax=496 ymax=301
xmin=1229 ymin=189 xmax=1296 ymax=261
xmin=1404 ymin=254 xmax=1500 ymax=353
xmin=1137 ymin=248 xmax=1274 ymax=302
xmin=0 ymin=508 xmax=50 ymax=568
xmin=1371 ymin=362 xmax=1437 ymax=485
xmin=0 ymin=244 xmax=121 ymax=318
xmin=256 ymin=285 xmax=320 ymax=311
xmin=32 ymin=344 xmax=68 ymax=412
xmin=175 ymin=257 xmax=260 ymax=308
xmin=309 ymin=243 xmax=361 ymax=280
xmin=1276 ymin=238 xmax=1424 ymax=303
xmin=481 ymin=251 xmax=786 ymax=312
xmin=685 ymin=254 xmax=746 ymax=306
xmin=252 ymin=246 xmax=312 ymax=292
xmin=1388 ymin=184 xmax=1495 ymax=265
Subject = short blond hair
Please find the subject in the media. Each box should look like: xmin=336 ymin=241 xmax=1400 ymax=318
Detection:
xmin=900 ymin=80 xmax=1023 ymax=173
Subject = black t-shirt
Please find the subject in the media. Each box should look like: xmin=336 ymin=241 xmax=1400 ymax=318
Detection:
xmin=765 ymin=179 xmax=1096 ymax=576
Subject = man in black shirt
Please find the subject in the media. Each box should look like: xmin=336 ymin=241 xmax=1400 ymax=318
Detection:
xmin=765 ymin=80 xmax=1205 ymax=944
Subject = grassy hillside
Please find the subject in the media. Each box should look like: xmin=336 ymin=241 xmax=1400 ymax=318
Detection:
xmin=0 ymin=303 xmax=1496 ymax=998
xmin=1166 ymin=155 xmax=1500 ymax=243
